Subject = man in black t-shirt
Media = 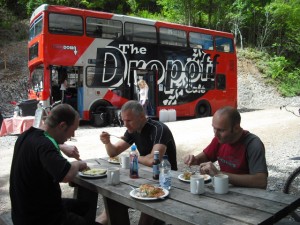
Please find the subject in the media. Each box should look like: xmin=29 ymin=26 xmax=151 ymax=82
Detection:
xmin=98 ymin=100 xmax=177 ymax=225
xmin=100 ymin=100 xmax=177 ymax=170
xmin=9 ymin=104 xmax=100 ymax=225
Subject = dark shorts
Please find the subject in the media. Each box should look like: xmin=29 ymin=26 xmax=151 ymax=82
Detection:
xmin=61 ymin=198 xmax=90 ymax=225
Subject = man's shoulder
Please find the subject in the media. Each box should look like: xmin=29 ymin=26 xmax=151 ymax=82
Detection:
xmin=147 ymin=118 xmax=169 ymax=128
xmin=243 ymin=131 xmax=261 ymax=142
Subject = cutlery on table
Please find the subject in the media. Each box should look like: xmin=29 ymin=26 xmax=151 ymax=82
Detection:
xmin=95 ymin=159 xmax=102 ymax=165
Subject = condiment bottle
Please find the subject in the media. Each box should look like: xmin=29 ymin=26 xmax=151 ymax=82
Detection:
xmin=152 ymin=150 xmax=160 ymax=180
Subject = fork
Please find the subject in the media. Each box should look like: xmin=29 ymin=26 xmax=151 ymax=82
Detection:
xmin=95 ymin=159 xmax=101 ymax=165
xmin=107 ymin=133 xmax=122 ymax=139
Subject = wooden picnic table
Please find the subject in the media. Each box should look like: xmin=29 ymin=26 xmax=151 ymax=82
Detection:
xmin=71 ymin=158 xmax=300 ymax=225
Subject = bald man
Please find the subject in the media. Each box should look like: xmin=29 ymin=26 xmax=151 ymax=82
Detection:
xmin=184 ymin=106 xmax=268 ymax=189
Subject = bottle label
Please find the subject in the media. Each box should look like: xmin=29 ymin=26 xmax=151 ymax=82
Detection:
xmin=153 ymin=165 xmax=159 ymax=176
xmin=160 ymin=175 xmax=171 ymax=189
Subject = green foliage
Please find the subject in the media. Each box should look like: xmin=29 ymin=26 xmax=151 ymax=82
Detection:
xmin=239 ymin=48 xmax=300 ymax=97
xmin=0 ymin=7 xmax=18 ymax=29
xmin=1 ymin=0 xmax=299 ymax=96
xmin=266 ymin=56 xmax=288 ymax=80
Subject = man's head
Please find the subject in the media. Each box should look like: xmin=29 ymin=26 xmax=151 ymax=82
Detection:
xmin=121 ymin=100 xmax=147 ymax=133
xmin=212 ymin=106 xmax=242 ymax=144
xmin=44 ymin=104 xmax=79 ymax=144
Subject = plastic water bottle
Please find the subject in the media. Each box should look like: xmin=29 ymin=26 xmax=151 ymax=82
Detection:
xmin=130 ymin=145 xmax=139 ymax=178
xmin=159 ymin=155 xmax=171 ymax=190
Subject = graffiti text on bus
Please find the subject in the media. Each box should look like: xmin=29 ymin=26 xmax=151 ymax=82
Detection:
xmin=96 ymin=44 xmax=219 ymax=105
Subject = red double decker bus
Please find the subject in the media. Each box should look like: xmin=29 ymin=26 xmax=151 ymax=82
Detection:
xmin=28 ymin=4 xmax=237 ymax=126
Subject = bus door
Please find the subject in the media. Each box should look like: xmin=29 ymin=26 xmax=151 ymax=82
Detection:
xmin=67 ymin=67 xmax=83 ymax=112
xmin=50 ymin=66 xmax=61 ymax=103
xmin=137 ymin=70 xmax=157 ymax=117
xmin=50 ymin=66 xmax=83 ymax=113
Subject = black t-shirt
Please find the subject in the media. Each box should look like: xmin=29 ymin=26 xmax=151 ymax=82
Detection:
xmin=9 ymin=127 xmax=71 ymax=225
xmin=123 ymin=118 xmax=178 ymax=170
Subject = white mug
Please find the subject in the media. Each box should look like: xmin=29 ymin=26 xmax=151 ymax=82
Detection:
xmin=107 ymin=167 xmax=120 ymax=185
xmin=190 ymin=175 xmax=205 ymax=194
xmin=213 ymin=174 xmax=229 ymax=194
xmin=120 ymin=155 xmax=130 ymax=169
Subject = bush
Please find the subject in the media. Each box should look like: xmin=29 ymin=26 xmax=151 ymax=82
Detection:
xmin=239 ymin=48 xmax=300 ymax=97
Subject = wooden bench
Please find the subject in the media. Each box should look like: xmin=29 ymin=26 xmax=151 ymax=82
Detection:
xmin=0 ymin=212 xmax=12 ymax=225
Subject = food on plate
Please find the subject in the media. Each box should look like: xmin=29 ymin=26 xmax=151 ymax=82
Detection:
xmin=183 ymin=171 xmax=192 ymax=180
xmin=82 ymin=168 xmax=107 ymax=176
xmin=203 ymin=174 xmax=210 ymax=180
xmin=139 ymin=184 xmax=165 ymax=197
xmin=109 ymin=157 xmax=119 ymax=163
xmin=182 ymin=172 xmax=210 ymax=181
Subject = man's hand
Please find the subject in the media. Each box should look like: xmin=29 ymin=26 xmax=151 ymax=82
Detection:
xmin=60 ymin=144 xmax=80 ymax=160
xmin=78 ymin=161 xmax=89 ymax=172
xmin=199 ymin=162 xmax=219 ymax=176
xmin=183 ymin=154 xmax=198 ymax=166
xmin=100 ymin=131 xmax=111 ymax=144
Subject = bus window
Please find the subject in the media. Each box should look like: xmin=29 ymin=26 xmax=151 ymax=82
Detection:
xmin=215 ymin=36 xmax=234 ymax=53
xmin=216 ymin=74 xmax=226 ymax=90
xmin=49 ymin=13 xmax=83 ymax=35
xmin=189 ymin=32 xmax=213 ymax=50
xmin=86 ymin=17 xmax=122 ymax=39
xmin=159 ymin=27 xmax=187 ymax=47
xmin=124 ymin=23 xmax=156 ymax=43
xmin=29 ymin=42 xmax=39 ymax=60
xmin=29 ymin=15 xmax=43 ymax=40
xmin=31 ymin=66 xmax=44 ymax=92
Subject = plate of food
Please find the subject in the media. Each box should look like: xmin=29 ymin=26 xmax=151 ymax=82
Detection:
xmin=178 ymin=172 xmax=211 ymax=183
xmin=79 ymin=168 xmax=107 ymax=178
xmin=107 ymin=157 xmax=120 ymax=164
xmin=130 ymin=184 xmax=169 ymax=200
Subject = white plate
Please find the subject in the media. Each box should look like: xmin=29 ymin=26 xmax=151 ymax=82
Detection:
xmin=130 ymin=188 xmax=169 ymax=200
xmin=107 ymin=158 xmax=120 ymax=164
xmin=78 ymin=169 xmax=107 ymax=178
xmin=178 ymin=174 xmax=211 ymax=183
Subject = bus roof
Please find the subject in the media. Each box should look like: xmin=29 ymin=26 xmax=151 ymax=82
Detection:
xmin=30 ymin=4 xmax=233 ymax=37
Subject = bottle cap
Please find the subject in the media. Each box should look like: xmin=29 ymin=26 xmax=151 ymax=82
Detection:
xmin=154 ymin=150 xmax=159 ymax=154
xmin=131 ymin=145 xmax=136 ymax=151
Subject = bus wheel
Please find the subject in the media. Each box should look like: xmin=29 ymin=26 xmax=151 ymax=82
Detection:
xmin=90 ymin=101 xmax=110 ymax=127
xmin=195 ymin=100 xmax=211 ymax=118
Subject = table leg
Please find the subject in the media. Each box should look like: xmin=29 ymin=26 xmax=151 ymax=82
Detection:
xmin=103 ymin=197 xmax=130 ymax=225
xmin=73 ymin=185 xmax=98 ymax=224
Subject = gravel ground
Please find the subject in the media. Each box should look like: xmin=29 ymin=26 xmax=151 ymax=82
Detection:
xmin=1 ymin=59 xmax=300 ymax=223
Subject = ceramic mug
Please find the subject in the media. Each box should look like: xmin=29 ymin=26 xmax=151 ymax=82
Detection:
xmin=190 ymin=175 xmax=205 ymax=194
xmin=120 ymin=155 xmax=130 ymax=169
xmin=107 ymin=167 xmax=120 ymax=185
xmin=213 ymin=174 xmax=229 ymax=194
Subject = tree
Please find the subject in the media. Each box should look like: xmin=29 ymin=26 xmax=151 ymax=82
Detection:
xmin=268 ymin=0 xmax=300 ymax=62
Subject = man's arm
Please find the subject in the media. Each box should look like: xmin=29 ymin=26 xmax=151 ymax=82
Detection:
xmin=184 ymin=152 xmax=209 ymax=166
xmin=100 ymin=131 xmax=130 ymax=157
xmin=59 ymin=144 xmax=80 ymax=160
xmin=62 ymin=160 xmax=88 ymax=183
xmin=224 ymin=172 xmax=268 ymax=189
xmin=138 ymin=143 xmax=167 ymax=167
xmin=199 ymin=161 xmax=268 ymax=189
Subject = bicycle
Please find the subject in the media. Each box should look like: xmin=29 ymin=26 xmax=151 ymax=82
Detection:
xmin=280 ymin=104 xmax=300 ymax=221
xmin=33 ymin=100 xmax=61 ymax=128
